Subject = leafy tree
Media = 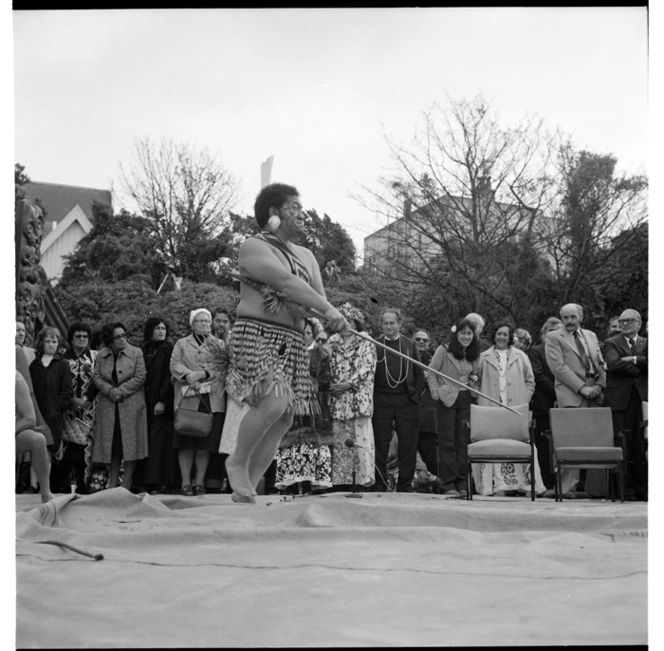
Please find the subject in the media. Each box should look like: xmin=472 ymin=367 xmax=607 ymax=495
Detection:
xmin=539 ymin=146 xmax=648 ymax=317
xmin=59 ymin=203 xmax=162 ymax=287
xmin=597 ymin=222 xmax=648 ymax=328
xmin=119 ymin=137 xmax=241 ymax=282
xmin=301 ymin=209 xmax=356 ymax=275
xmin=55 ymin=279 xmax=239 ymax=343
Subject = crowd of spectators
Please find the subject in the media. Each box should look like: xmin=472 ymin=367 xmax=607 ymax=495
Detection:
xmin=15 ymin=302 xmax=648 ymax=502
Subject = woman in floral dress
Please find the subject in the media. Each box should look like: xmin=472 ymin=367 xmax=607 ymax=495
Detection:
xmin=327 ymin=304 xmax=377 ymax=490
xmin=62 ymin=322 xmax=98 ymax=490
xmin=275 ymin=318 xmax=334 ymax=494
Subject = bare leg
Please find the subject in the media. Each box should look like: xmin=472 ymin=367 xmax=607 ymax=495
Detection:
xmin=248 ymin=411 xmax=294 ymax=488
xmin=226 ymin=390 xmax=290 ymax=502
xmin=194 ymin=451 xmax=210 ymax=486
xmin=16 ymin=430 xmax=54 ymax=503
xmin=179 ymin=449 xmax=194 ymax=487
xmin=120 ymin=460 xmax=136 ymax=490
xmin=108 ymin=454 xmax=121 ymax=489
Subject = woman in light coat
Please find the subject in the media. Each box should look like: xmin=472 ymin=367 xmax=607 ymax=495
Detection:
xmin=427 ymin=317 xmax=480 ymax=497
xmin=92 ymin=322 xmax=148 ymax=490
xmin=170 ymin=308 xmax=226 ymax=496
xmin=473 ymin=321 xmax=544 ymax=496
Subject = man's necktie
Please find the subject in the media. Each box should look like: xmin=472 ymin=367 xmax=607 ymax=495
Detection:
xmin=628 ymin=337 xmax=636 ymax=354
xmin=573 ymin=330 xmax=592 ymax=373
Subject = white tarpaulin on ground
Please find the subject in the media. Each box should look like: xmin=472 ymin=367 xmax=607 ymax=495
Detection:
xmin=16 ymin=489 xmax=647 ymax=647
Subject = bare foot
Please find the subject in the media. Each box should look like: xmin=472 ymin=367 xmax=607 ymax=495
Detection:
xmin=41 ymin=491 xmax=55 ymax=503
xmin=225 ymin=456 xmax=255 ymax=498
xmin=231 ymin=491 xmax=257 ymax=504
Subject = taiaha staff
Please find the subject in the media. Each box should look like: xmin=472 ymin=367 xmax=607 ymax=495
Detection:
xmin=307 ymin=308 xmax=521 ymax=416
xmin=228 ymin=269 xmax=520 ymax=415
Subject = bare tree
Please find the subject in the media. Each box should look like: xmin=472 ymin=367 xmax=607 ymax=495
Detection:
xmin=119 ymin=138 xmax=240 ymax=278
xmin=357 ymin=94 xmax=557 ymax=328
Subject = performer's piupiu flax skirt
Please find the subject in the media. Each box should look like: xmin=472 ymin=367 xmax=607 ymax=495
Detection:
xmin=226 ymin=318 xmax=319 ymax=416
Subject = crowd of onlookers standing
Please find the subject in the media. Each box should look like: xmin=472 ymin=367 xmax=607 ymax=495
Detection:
xmin=15 ymin=301 xmax=647 ymax=503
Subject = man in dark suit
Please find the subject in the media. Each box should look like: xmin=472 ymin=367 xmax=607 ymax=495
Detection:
xmin=603 ymin=309 xmax=648 ymax=501
xmin=372 ymin=308 xmax=424 ymax=492
xmin=527 ymin=316 xmax=564 ymax=492
xmin=600 ymin=315 xmax=622 ymax=358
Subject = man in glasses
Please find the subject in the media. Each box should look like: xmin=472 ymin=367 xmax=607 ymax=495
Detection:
xmin=603 ymin=309 xmax=648 ymax=501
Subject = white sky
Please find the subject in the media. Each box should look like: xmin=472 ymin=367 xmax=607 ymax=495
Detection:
xmin=12 ymin=7 xmax=649 ymax=258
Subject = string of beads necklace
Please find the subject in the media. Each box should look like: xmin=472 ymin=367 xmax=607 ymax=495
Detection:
xmin=378 ymin=335 xmax=409 ymax=388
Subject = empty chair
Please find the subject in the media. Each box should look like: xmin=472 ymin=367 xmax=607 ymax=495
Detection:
xmin=549 ymin=407 xmax=625 ymax=503
xmin=464 ymin=404 xmax=536 ymax=501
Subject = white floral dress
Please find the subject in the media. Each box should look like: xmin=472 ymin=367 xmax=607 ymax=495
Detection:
xmin=327 ymin=334 xmax=377 ymax=487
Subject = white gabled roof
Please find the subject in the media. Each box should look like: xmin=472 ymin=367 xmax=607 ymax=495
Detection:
xmin=40 ymin=204 xmax=93 ymax=253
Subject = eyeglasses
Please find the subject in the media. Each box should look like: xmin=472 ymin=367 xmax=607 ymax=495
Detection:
xmin=113 ymin=333 xmax=127 ymax=341
xmin=618 ymin=318 xmax=637 ymax=324
xmin=73 ymin=334 xmax=89 ymax=339
xmin=414 ymin=337 xmax=429 ymax=342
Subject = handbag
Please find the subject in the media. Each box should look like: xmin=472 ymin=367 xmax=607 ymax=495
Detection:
xmin=174 ymin=386 xmax=213 ymax=438
xmin=87 ymin=462 xmax=124 ymax=493
xmin=62 ymin=415 xmax=92 ymax=446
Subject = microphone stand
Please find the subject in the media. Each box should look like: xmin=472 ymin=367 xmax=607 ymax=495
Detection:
xmin=345 ymin=439 xmax=363 ymax=499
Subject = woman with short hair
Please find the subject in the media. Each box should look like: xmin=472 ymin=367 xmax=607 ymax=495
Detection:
xmin=473 ymin=321 xmax=544 ymax=496
xmin=170 ymin=308 xmax=226 ymax=496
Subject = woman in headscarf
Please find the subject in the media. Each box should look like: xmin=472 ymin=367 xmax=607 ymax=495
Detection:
xmin=142 ymin=316 xmax=176 ymax=495
xmin=170 ymin=308 xmax=226 ymax=496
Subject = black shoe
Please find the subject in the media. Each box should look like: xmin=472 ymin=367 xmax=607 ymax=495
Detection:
xmin=371 ymin=484 xmax=388 ymax=493
xmin=397 ymin=485 xmax=414 ymax=493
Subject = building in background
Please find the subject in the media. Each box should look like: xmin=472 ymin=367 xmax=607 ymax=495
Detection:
xmin=363 ymin=179 xmax=538 ymax=275
xmin=22 ymin=181 xmax=112 ymax=282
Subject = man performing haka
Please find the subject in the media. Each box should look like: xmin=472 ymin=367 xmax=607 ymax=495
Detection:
xmin=224 ymin=183 xmax=349 ymax=503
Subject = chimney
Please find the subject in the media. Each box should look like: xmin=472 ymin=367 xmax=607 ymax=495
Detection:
xmin=477 ymin=174 xmax=491 ymax=195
